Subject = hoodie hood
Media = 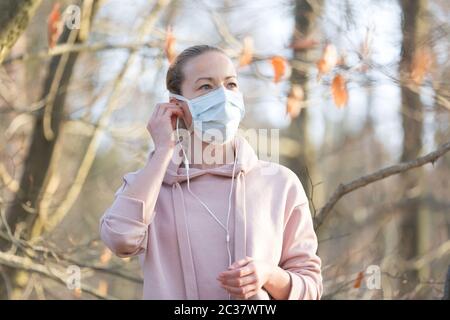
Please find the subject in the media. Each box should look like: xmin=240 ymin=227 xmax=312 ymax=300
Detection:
xmin=162 ymin=134 xmax=259 ymax=185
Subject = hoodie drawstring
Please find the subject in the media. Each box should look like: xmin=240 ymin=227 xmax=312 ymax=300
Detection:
xmin=234 ymin=170 xmax=247 ymax=263
xmin=171 ymin=182 xmax=199 ymax=299
xmin=171 ymin=171 xmax=248 ymax=300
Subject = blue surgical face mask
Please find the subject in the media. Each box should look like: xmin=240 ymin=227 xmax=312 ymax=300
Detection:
xmin=169 ymin=86 xmax=245 ymax=144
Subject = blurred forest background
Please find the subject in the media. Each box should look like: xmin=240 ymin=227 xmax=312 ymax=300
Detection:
xmin=0 ymin=0 xmax=449 ymax=300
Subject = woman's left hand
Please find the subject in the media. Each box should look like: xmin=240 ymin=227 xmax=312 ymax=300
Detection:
xmin=217 ymin=256 xmax=275 ymax=299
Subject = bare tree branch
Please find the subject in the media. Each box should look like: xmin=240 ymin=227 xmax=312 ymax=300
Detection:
xmin=3 ymin=40 xmax=163 ymax=64
xmin=0 ymin=251 xmax=117 ymax=300
xmin=0 ymin=231 xmax=144 ymax=285
xmin=0 ymin=0 xmax=42 ymax=63
xmin=314 ymin=140 xmax=450 ymax=229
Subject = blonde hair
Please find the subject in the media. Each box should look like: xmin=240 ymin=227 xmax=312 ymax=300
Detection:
xmin=166 ymin=44 xmax=226 ymax=95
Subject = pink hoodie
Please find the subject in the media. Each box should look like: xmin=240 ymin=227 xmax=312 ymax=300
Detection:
xmin=99 ymin=134 xmax=322 ymax=300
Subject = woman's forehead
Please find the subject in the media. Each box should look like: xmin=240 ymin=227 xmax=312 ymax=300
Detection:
xmin=183 ymin=52 xmax=237 ymax=81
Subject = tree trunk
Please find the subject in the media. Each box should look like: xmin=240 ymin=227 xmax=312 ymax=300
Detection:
xmin=284 ymin=0 xmax=323 ymax=200
xmin=0 ymin=0 xmax=100 ymax=299
xmin=0 ymin=0 xmax=42 ymax=63
xmin=398 ymin=0 xmax=427 ymax=296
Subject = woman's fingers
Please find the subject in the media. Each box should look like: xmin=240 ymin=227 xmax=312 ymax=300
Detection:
xmin=221 ymin=283 xmax=258 ymax=299
xmin=241 ymin=289 xmax=258 ymax=299
xmin=151 ymin=103 xmax=161 ymax=119
xmin=219 ymin=263 xmax=254 ymax=280
xmin=154 ymin=103 xmax=181 ymax=117
xmin=164 ymin=106 xmax=186 ymax=131
xmin=155 ymin=103 xmax=165 ymax=117
xmin=161 ymin=106 xmax=184 ymax=125
xmin=163 ymin=107 xmax=184 ymax=128
xmin=229 ymin=256 xmax=253 ymax=269
xmin=147 ymin=102 xmax=187 ymax=149
xmin=162 ymin=105 xmax=184 ymax=118
xmin=222 ymin=273 xmax=257 ymax=287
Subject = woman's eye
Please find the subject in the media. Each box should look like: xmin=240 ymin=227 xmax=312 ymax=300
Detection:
xmin=228 ymin=82 xmax=238 ymax=88
xmin=199 ymin=84 xmax=212 ymax=90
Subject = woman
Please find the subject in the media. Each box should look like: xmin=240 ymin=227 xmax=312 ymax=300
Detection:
xmin=99 ymin=45 xmax=323 ymax=300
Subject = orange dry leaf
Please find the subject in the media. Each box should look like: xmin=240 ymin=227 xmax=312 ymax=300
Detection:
xmin=286 ymin=84 xmax=304 ymax=119
xmin=411 ymin=47 xmax=433 ymax=85
xmin=331 ymin=74 xmax=348 ymax=108
xmin=73 ymin=287 xmax=82 ymax=298
xmin=239 ymin=36 xmax=254 ymax=67
xmin=271 ymin=56 xmax=287 ymax=83
xmin=100 ymin=248 xmax=112 ymax=265
xmin=48 ymin=3 xmax=62 ymax=48
xmin=98 ymin=280 xmax=109 ymax=296
xmin=316 ymin=43 xmax=338 ymax=78
xmin=354 ymin=271 xmax=364 ymax=288
xmin=164 ymin=25 xmax=177 ymax=64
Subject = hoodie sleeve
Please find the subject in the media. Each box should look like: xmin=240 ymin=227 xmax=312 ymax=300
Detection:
xmin=279 ymin=178 xmax=323 ymax=300
xmin=99 ymin=172 xmax=151 ymax=258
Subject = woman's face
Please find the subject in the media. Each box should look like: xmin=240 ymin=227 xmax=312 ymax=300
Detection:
xmin=169 ymin=51 xmax=240 ymax=128
xmin=179 ymin=51 xmax=239 ymax=99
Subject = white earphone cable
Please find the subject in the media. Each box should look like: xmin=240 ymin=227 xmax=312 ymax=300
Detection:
xmin=176 ymin=118 xmax=238 ymax=300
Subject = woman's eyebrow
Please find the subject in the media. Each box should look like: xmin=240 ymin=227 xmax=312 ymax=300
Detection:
xmin=195 ymin=76 xmax=237 ymax=83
